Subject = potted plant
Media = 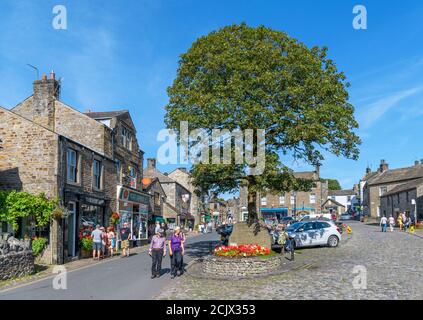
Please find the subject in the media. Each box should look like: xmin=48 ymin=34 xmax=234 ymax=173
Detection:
xmin=51 ymin=206 xmax=70 ymax=220
xmin=80 ymin=235 xmax=93 ymax=258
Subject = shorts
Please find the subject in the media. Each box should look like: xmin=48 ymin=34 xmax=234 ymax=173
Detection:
xmin=93 ymin=242 xmax=102 ymax=251
xmin=121 ymin=240 xmax=129 ymax=249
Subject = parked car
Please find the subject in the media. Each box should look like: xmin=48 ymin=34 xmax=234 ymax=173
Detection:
xmin=286 ymin=221 xmax=341 ymax=248
xmin=298 ymin=213 xmax=333 ymax=222
xmin=340 ymin=213 xmax=352 ymax=221
xmin=279 ymin=216 xmax=295 ymax=225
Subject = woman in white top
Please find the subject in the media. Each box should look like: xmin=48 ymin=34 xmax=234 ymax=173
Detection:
xmin=388 ymin=216 xmax=395 ymax=232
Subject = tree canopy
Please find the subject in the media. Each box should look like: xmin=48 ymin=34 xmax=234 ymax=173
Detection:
xmin=165 ymin=23 xmax=360 ymax=223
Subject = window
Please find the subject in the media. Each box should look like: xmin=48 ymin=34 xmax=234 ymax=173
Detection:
xmin=290 ymin=194 xmax=295 ymax=205
xmin=279 ymin=195 xmax=285 ymax=205
xmin=93 ymin=160 xmax=101 ymax=189
xmin=406 ymin=192 xmax=409 ymax=202
xmin=379 ymin=187 xmax=387 ymax=196
xmin=316 ymin=222 xmax=330 ymax=229
xmin=154 ymin=192 xmax=160 ymax=206
xmin=347 ymin=196 xmax=352 ymax=202
xmin=121 ymin=127 xmax=132 ymax=150
xmin=331 ymin=196 xmax=336 ymax=200
xmin=67 ymin=149 xmax=77 ymax=183
xmin=129 ymin=166 xmax=137 ymax=188
xmin=310 ymin=193 xmax=316 ymax=204
xmin=1 ymin=222 xmax=8 ymax=233
xmin=261 ymin=197 xmax=267 ymax=206
xmin=397 ymin=194 xmax=400 ymax=204
xmin=116 ymin=159 xmax=122 ymax=183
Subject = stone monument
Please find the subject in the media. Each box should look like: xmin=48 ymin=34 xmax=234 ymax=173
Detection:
xmin=228 ymin=221 xmax=272 ymax=248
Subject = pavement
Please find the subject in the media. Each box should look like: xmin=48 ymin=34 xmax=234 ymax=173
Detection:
xmin=156 ymin=221 xmax=423 ymax=300
xmin=0 ymin=231 xmax=219 ymax=300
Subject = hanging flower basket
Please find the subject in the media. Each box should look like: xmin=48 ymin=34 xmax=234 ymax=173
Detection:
xmin=51 ymin=206 xmax=70 ymax=220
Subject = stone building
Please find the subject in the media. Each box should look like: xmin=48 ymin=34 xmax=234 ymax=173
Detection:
xmin=380 ymin=177 xmax=423 ymax=221
xmin=142 ymin=177 xmax=167 ymax=224
xmin=209 ymin=197 xmax=228 ymax=223
xmin=239 ymin=170 xmax=328 ymax=222
xmin=168 ymin=167 xmax=202 ymax=226
xmin=327 ymin=189 xmax=359 ymax=214
xmin=144 ymin=159 xmax=193 ymax=229
xmin=0 ymin=72 xmax=148 ymax=263
xmin=362 ymin=160 xmax=423 ymax=218
xmin=84 ymin=111 xmax=149 ymax=242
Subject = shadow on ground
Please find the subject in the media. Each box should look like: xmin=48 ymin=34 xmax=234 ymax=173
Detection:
xmin=184 ymin=240 xmax=220 ymax=258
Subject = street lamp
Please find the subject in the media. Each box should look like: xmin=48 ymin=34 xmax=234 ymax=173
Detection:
xmin=411 ymin=199 xmax=417 ymax=224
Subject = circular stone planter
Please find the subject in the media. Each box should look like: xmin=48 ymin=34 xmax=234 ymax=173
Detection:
xmin=202 ymin=255 xmax=283 ymax=279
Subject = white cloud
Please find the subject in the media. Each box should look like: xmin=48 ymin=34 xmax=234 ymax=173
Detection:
xmin=359 ymin=87 xmax=422 ymax=129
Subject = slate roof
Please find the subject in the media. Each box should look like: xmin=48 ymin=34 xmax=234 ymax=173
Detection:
xmin=328 ymin=189 xmax=357 ymax=196
xmin=293 ymin=171 xmax=317 ymax=180
xmin=381 ymin=177 xmax=423 ymax=197
xmin=144 ymin=168 xmax=176 ymax=184
xmin=323 ymin=198 xmax=345 ymax=208
xmin=84 ymin=110 xmax=128 ymax=119
xmin=367 ymin=164 xmax=423 ymax=186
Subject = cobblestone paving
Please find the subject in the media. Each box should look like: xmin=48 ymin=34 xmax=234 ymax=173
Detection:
xmin=156 ymin=222 xmax=423 ymax=300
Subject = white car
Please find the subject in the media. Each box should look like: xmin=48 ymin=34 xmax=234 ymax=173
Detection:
xmin=286 ymin=221 xmax=341 ymax=248
xmin=298 ymin=213 xmax=333 ymax=221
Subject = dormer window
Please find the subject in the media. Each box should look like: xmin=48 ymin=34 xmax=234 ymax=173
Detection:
xmin=121 ymin=127 xmax=132 ymax=151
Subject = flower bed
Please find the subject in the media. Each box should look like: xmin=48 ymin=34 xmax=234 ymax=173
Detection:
xmin=214 ymin=244 xmax=270 ymax=258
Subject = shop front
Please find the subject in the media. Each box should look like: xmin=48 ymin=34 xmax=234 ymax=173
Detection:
xmin=117 ymin=186 xmax=150 ymax=244
xmin=64 ymin=191 xmax=109 ymax=260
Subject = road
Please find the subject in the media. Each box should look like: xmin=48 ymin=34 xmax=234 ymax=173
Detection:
xmin=0 ymin=232 xmax=219 ymax=300
xmin=157 ymin=221 xmax=423 ymax=300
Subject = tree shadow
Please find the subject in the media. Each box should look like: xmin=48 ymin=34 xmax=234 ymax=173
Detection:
xmin=184 ymin=240 xmax=220 ymax=258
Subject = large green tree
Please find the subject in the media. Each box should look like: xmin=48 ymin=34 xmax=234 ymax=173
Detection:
xmin=165 ymin=24 xmax=360 ymax=225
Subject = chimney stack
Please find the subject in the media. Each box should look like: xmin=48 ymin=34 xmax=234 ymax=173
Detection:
xmin=415 ymin=160 xmax=420 ymax=166
xmin=147 ymin=158 xmax=156 ymax=170
xmin=50 ymin=70 xmax=55 ymax=80
xmin=379 ymin=160 xmax=389 ymax=173
xmin=366 ymin=166 xmax=372 ymax=174
xmin=29 ymin=70 xmax=60 ymax=130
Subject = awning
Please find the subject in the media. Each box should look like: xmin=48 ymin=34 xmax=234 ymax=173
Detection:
xmin=261 ymin=208 xmax=288 ymax=213
xmin=153 ymin=216 xmax=165 ymax=222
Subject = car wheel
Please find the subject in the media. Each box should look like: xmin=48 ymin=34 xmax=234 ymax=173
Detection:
xmin=327 ymin=235 xmax=339 ymax=247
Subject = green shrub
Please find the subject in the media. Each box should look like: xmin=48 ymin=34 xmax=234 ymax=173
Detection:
xmin=32 ymin=237 xmax=48 ymax=256
xmin=80 ymin=237 xmax=93 ymax=251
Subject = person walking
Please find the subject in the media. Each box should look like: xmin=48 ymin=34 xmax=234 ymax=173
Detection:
xmin=161 ymin=222 xmax=168 ymax=238
xmin=397 ymin=215 xmax=403 ymax=231
xmin=107 ymin=227 xmax=116 ymax=257
xmin=388 ymin=215 xmax=395 ymax=232
xmin=91 ymin=224 xmax=103 ymax=260
xmin=380 ymin=215 xmax=388 ymax=232
xmin=100 ymin=227 xmax=108 ymax=258
xmin=168 ymin=226 xmax=185 ymax=279
xmin=154 ymin=221 xmax=161 ymax=234
xmin=120 ymin=222 xmax=131 ymax=258
xmin=402 ymin=212 xmax=407 ymax=231
xmin=149 ymin=228 xmax=166 ymax=279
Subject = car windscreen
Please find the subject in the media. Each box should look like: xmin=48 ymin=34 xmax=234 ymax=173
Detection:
xmin=286 ymin=222 xmax=303 ymax=232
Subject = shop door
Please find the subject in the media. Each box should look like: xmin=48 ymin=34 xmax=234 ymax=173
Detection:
xmin=67 ymin=202 xmax=77 ymax=257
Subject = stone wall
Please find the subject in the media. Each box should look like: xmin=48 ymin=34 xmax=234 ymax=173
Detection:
xmin=0 ymin=237 xmax=34 ymax=280
xmin=0 ymin=251 xmax=35 ymax=280
xmin=202 ymin=255 xmax=282 ymax=278
xmin=0 ymin=107 xmax=59 ymax=198
xmin=54 ymin=101 xmax=111 ymax=157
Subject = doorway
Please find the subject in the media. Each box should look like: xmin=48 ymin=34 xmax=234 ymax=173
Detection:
xmin=67 ymin=202 xmax=77 ymax=257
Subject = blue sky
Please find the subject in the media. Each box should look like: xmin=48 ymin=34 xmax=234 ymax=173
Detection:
xmin=1 ymin=0 xmax=423 ymax=191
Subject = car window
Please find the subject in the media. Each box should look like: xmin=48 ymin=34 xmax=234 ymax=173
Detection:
xmin=286 ymin=222 xmax=303 ymax=232
xmin=316 ymin=222 xmax=330 ymax=229
xmin=303 ymin=222 xmax=315 ymax=231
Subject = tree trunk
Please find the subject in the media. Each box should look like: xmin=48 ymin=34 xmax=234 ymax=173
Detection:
xmin=247 ymin=175 xmax=259 ymax=225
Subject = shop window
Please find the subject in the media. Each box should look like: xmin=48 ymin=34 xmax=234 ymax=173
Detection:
xmin=93 ymin=160 xmax=101 ymax=189
xmin=67 ymin=149 xmax=77 ymax=183
xmin=129 ymin=166 xmax=137 ymax=189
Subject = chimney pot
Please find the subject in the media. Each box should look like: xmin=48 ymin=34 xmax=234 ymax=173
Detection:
xmin=147 ymin=158 xmax=156 ymax=170
xmin=50 ymin=70 xmax=55 ymax=80
xmin=41 ymin=74 xmax=47 ymax=81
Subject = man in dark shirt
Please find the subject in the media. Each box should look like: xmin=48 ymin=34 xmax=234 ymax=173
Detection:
xmin=120 ymin=222 xmax=131 ymax=258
